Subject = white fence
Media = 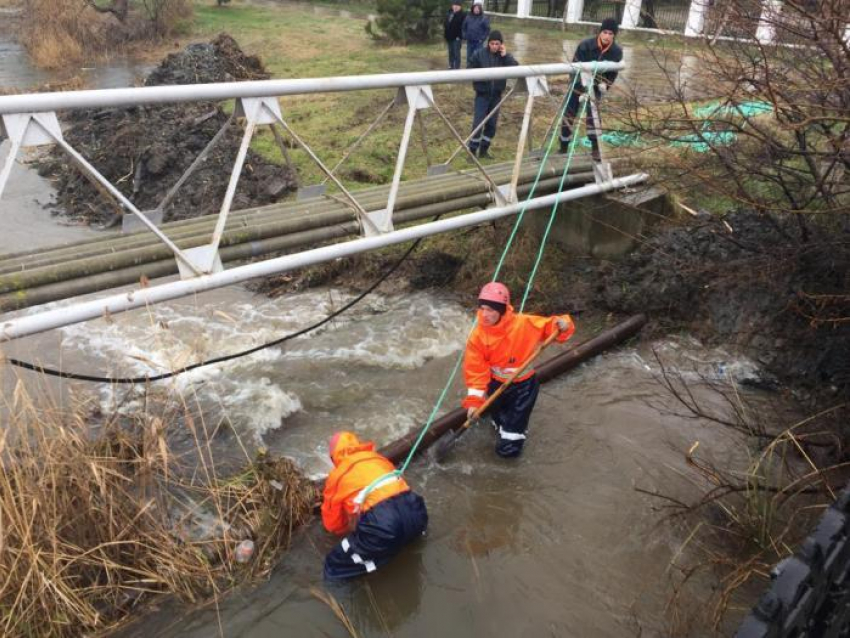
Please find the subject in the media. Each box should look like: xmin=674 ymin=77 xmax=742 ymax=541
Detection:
xmin=486 ymin=0 xmax=845 ymax=44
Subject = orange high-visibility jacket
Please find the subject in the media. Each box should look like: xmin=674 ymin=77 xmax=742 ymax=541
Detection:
xmin=462 ymin=306 xmax=575 ymax=410
xmin=321 ymin=432 xmax=410 ymax=536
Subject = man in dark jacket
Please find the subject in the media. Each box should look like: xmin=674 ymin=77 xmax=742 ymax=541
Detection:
xmin=444 ymin=1 xmax=466 ymax=70
xmin=468 ymin=30 xmax=518 ymax=159
xmin=559 ymin=18 xmax=623 ymax=160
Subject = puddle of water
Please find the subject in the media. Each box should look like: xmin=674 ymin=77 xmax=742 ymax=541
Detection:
xmin=0 ymin=32 xmax=152 ymax=93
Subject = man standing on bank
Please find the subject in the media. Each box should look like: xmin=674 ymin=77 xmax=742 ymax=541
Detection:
xmin=444 ymin=1 xmax=466 ymax=70
xmin=462 ymin=282 xmax=575 ymax=458
xmin=468 ymin=31 xmax=518 ymax=159
xmin=559 ymin=18 xmax=623 ymax=160
xmin=322 ymin=431 xmax=428 ymax=580
xmin=462 ymin=0 xmax=490 ymax=68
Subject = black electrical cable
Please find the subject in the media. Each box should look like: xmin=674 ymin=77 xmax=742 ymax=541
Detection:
xmin=6 ymin=235 xmax=427 ymax=384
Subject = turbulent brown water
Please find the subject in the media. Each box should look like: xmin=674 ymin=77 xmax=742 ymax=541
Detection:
xmin=1 ymin=277 xmax=759 ymax=637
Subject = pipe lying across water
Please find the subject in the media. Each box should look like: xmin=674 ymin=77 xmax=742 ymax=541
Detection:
xmin=308 ymin=313 xmax=647 ymax=505
xmin=0 ymin=157 xmax=597 ymax=312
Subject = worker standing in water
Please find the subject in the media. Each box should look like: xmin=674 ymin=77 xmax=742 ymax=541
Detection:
xmin=321 ymin=431 xmax=428 ymax=579
xmin=462 ymin=282 xmax=575 ymax=458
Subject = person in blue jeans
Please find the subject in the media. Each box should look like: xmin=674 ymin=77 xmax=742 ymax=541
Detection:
xmin=444 ymin=1 xmax=466 ymax=70
xmin=468 ymin=31 xmax=518 ymax=159
xmin=462 ymin=1 xmax=489 ymax=68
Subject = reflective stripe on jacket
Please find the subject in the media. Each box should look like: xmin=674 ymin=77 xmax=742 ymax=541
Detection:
xmin=322 ymin=432 xmax=410 ymax=536
xmin=462 ymin=306 xmax=575 ymax=410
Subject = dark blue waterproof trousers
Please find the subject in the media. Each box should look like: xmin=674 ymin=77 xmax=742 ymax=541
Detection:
xmin=324 ymin=491 xmax=428 ymax=580
xmin=486 ymin=375 xmax=540 ymax=458
xmin=470 ymin=93 xmax=502 ymax=153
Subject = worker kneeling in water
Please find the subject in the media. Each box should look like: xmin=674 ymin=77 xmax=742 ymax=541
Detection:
xmin=322 ymin=431 xmax=428 ymax=580
xmin=463 ymin=282 xmax=575 ymax=458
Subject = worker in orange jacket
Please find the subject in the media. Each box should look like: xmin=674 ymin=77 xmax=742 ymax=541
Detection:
xmin=321 ymin=431 xmax=428 ymax=580
xmin=462 ymin=282 xmax=575 ymax=458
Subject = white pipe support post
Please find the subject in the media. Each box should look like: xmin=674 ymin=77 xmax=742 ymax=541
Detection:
xmin=0 ymin=64 xmax=625 ymax=115
xmin=0 ymin=138 xmax=21 ymax=203
xmin=380 ymin=104 xmax=417 ymax=236
xmin=510 ymin=93 xmax=536 ymax=203
xmin=424 ymin=94 xmax=508 ymax=208
xmin=684 ymin=0 xmax=709 ymax=37
xmin=0 ymin=111 xmax=62 ymax=201
xmin=270 ymin=109 xmax=378 ymax=235
xmin=32 ymin=116 xmax=203 ymax=276
xmin=154 ymin=113 xmax=235 ymax=216
xmin=0 ymin=172 xmax=649 ymax=343
xmin=205 ymin=100 xmax=263 ymax=269
xmin=621 ymin=0 xmax=643 ymax=30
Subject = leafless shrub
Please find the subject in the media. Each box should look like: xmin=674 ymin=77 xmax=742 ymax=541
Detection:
xmin=640 ymin=355 xmax=848 ymax=632
xmin=624 ymin=0 xmax=849 ymax=224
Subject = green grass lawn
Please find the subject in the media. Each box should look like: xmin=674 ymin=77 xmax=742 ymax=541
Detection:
xmin=187 ymin=0 xmax=712 ymax=207
xmin=188 ymin=1 xmax=639 ymax=187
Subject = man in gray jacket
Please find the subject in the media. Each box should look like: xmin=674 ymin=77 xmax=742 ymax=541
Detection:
xmin=462 ymin=1 xmax=490 ymax=68
xmin=468 ymin=30 xmax=518 ymax=159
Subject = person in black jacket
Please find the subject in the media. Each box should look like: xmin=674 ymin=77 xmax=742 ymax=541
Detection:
xmin=468 ymin=30 xmax=518 ymax=159
xmin=559 ymin=18 xmax=623 ymax=160
xmin=444 ymin=1 xmax=466 ymax=70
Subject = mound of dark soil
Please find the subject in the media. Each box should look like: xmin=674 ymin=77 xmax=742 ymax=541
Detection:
xmin=144 ymin=34 xmax=269 ymax=86
xmin=39 ymin=34 xmax=296 ymax=226
xmin=596 ymin=210 xmax=850 ymax=397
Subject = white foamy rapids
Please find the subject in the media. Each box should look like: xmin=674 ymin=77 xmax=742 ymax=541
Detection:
xmin=56 ymin=288 xmax=469 ymax=447
xmin=283 ymin=292 xmax=469 ymax=369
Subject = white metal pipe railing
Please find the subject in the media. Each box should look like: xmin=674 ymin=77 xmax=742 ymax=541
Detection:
xmin=0 ymin=63 xmax=624 ymax=115
xmin=0 ymin=173 xmax=648 ymax=342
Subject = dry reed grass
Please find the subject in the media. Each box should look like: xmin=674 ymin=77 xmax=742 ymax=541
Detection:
xmin=20 ymin=0 xmax=111 ymax=69
xmin=0 ymin=377 xmax=317 ymax=637
xmin=19 ymin=0 xmax=192 ymax=69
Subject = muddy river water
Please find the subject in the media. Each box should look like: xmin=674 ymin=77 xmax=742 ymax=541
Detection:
xmin=0 ymin=12 xmax=749 ymax=636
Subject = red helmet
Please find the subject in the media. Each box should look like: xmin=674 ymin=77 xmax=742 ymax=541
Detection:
xmin=478 ymin=282 xmax=510 ymax=305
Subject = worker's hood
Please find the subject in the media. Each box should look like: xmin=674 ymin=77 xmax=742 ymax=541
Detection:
xmin=329 ymin=431 xmax=375 ymax=466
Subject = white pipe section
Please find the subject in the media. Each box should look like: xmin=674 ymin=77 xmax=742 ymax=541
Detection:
xmin=0 ymin=173 xmax=647 ymax=342
xmin=0 ymin=63 xmax=624 ymax=115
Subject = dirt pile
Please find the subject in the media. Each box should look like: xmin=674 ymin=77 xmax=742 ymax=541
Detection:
xmin=144 ymin=34 xmax=269 ymax=86
xmin=595 ymin=210 xmax=850 ymax=398
xmin=39 ymin=34 xmax=296 ymax=226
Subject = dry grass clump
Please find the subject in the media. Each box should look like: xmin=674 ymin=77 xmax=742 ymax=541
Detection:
xmin=0 ymin=379 xmax=317 ymax=637
xmin=19 ymin=0 xmax=193 ymax=69
xmin=20 ymin=0 xmax=111 ymax=68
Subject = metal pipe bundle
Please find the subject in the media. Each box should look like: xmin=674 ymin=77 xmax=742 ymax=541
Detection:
xmin=0 ymin=156 xmax=597 ymax=312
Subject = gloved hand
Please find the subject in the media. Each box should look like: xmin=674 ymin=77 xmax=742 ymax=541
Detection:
xmin=556 ymin=316 xmax=570 ymax=332
xmin=467 ymin=407 xmax=479 ymax=421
